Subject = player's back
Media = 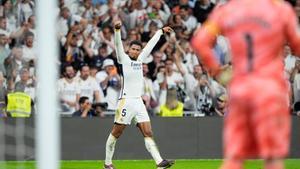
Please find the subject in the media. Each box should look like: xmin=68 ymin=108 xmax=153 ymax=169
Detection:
xmin=219 ymin=0 xmax=291 ymax=80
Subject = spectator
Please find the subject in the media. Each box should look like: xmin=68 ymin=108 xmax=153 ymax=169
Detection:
xmin=0 ymin=0 xmax=13 ymax=17
xmin=214 ymin=35 xmax=231 ymax=66
xmin=16 ymin=0 xmax=35 ymax=23
xmin=89 ymin=63 xmax=99 ymax=78
xmin=179 ymin=40 xmax=199 ymax=73
xmin=125 ymin=0 xmax=148 ymax=29
xmin=90 ymin=43 xmax=115 ymax=69
xmin=6 ymin=91 xmax=32 ymax=117
xmin=292 ymin=59 xmax=300 ymax=104
xmin=179 ymin=5 xmax=198 ymax=34
xmin=156 ymin=58 xmax=185 ymax=107
xmin=0 ymin=0 xmax=17 ymax=32
xmin=0 ymin=16 xmax=10 ymax=37
xmin=214 ymin=93 xmax=228 ymax=116
xmin=159 ymin=87 xmax=184 ymax=117
xmin=57 ymin=7 xmax=88 ymax=38
xmin=25 ymin=15 xmax=36 ymax=40
xmin=142 ymin=63 xmax=158 ymax=114
xmin=195 ymin=73 xmax=215 ymax=116
xmin=72 ymin=96 xmax=98 ymax=117
xmin=160 ymin=58 xmax=184 ymax=89
xmin=0 ymin=70 xmax=6 ymax=101
xmin=168 ymin=14 xmax=189 ymax=40
xmin=193 ymin=0 xmax=215 ymax=23
xmin=22 ymin=31 xmax=36 ymax=63
xmin=284 ymin=45 xmax=297 ymax=77
xmin=146 ymin=0 xmax=171 ymax=24
xmin=293 ymin=101 xmax=300 ymax=116
xmin=82 ymin=16 xmax=101 ymax=58
xmin=98 ymin=6 xmax=118 ymax=29
xmin=0 ymin=71 xmax=7 ymax=117
xmin=170 ymin=0 xmax=194 ymax=14
xmin=62 ymin=0 xmax=81 ymax=14
xmin=14 ymin=67 xmax=35 ymax=99
xmin=98 ymin=25 xmax=115 ymax=55
xmin=78 ymin=0 xmax=95 ymax=20
xmin=147 ymin=50 xmax=164 ymax=81
xmin=61 ymin=30 xmax=85 ymax=70
xmin=174 ymin=51 xmax=202 ymax=111
xmin=0 ymin=33 xmax=10 ymax=75
xmin=4 ymin=45 xmax=28 ymax=90
xmin=95 ymin=58 xmax=120 ymax=110
xmin=153 ymin=64 xmax=166 ymax=102
xmin=76 ymin=64 xmax=102 ymax=104
xmin=0 ymin=16 xmax=31 ymax=41
xmin=58 ymin=64 xmax=80 ymax=115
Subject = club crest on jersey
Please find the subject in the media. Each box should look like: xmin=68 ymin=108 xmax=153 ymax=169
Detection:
xmin=131 ymin=62 xmax=142 ymax=70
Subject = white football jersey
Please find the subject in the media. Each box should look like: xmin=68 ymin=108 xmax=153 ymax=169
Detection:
xmin=76 ymin=76 xmax=101 ymax=102
xmin=114 ymin=28 xmax=163 ymax=98
xmin=57 ymin=78 xmax=80 ymax=103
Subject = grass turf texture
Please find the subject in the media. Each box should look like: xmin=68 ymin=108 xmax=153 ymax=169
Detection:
xmin=1 ymin=159 xmax=300 ymax=169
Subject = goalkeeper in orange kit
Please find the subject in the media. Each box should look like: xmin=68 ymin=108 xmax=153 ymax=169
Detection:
xmin=191 ymin=0 xmax=300 ymax=169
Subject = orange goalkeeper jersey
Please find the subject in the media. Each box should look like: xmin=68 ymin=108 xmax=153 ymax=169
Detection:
xmin=191 ymin=0 xmax=300 ymax=159
xmin=191 ymin=0 xmax=300 ymax=84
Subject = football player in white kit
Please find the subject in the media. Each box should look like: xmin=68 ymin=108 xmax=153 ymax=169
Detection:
xmin=103 ymin=21 xmax=174 ymax=169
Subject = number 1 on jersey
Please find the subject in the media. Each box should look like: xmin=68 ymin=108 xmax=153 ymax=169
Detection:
xmin=244 ymin=33 xmax=254 ymax=72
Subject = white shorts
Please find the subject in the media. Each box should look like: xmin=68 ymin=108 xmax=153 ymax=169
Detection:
xmin=114 ymin=97 xmax=150 ymax=125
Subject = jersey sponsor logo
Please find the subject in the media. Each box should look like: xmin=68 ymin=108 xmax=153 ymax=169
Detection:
xmin=131 ymin=62 xmax=142 ymax=70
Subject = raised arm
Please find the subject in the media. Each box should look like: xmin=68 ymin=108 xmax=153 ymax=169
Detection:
xmin=284 ymin=3 xmax=300 ymax=56
xmin=191 ymin=21 xmax=220 ymax=76
xmin=138 ymin=26 xmax=173 ymax=62
xmin=114 ymin=21 xmax=126 ymax=63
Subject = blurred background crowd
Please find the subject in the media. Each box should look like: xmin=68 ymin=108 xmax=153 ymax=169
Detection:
xmin=0 ymin=0 xmax=299 ymax=117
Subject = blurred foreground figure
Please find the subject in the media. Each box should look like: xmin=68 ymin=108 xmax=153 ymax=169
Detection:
xmin=191 ymin=0 xmax=300 ymax=169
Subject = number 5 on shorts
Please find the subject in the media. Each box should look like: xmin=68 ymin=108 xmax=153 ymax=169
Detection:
xmin=121 ymin=109 xmax=126 ymax=117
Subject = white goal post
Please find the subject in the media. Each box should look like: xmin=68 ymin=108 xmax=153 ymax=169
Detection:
xmin=36 ymin=1 xmax=60 ymax=169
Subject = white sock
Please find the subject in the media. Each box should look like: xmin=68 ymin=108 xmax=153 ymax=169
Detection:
xmin=144 ymin=137 xmax=163 ymax=164
xmin=105 ymin=134 xmax=117 ymax=165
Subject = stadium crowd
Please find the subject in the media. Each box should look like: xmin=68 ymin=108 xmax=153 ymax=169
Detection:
xmin=0 ymin=0 xmax=299 ymax=117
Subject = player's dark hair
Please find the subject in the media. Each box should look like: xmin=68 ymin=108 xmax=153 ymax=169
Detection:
xmin=79 ymin=96 xmax=89 ymax=105
xmin=102 ymin=25 xmax=113 ymax=34
xmin=99 ymin=43 xmax=107 ymax=49
xmin=129 ymin=40 xmax=143 ymax=48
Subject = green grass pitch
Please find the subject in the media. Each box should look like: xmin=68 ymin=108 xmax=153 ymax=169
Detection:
xmin=1 ymin=159 xmax=300 ymax=169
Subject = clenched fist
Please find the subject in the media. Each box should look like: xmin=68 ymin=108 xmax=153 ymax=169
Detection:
xmin=114 ymin=21 xmax=122 ymax=29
